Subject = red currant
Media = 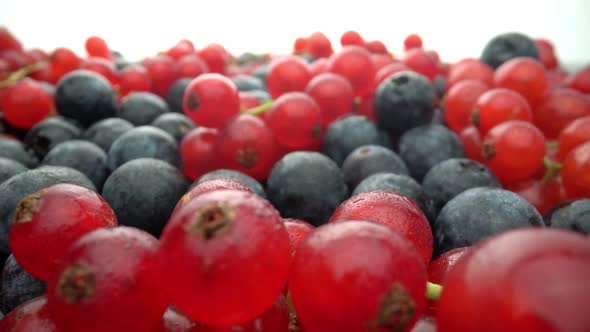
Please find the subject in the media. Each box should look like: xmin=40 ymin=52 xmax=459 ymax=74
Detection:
xmin=446 ymin=60 xmax=494 ymax=89
xmin=533 ymin=88 xmax=590 ymax=139
xmin=328 ymin=46 xmax=376 ymax=97
xmin=160 ymin=189 xmax=290 ymax=326
xmin=0 ymin=296 xmax=56 ymax=332
xmin=340 ymin=30 xmax=364 ymax=47
xmin=267 ymin=56 xmax=311 ymax=99
xmin=404 ymin=34 xmax=423 ymax=50
xmin=50 ymin=47 xmax=81 ymax=82
xmin=171 ymin=178 xmax=252 ymax=217
xmin=443 ymin=79 xmax=490 ymax=133
xmin=565 ymin=66 xmax=590 ymax=94
xmin=118 ymin=65 xmax=152 ymax=97
xmin=239 ymin=91 xmax=262 ymax=110
xmin=182 ymin=73 xmax=240 ymax=128
xmin=267 ymin=92 xmax=322 ymax=149
xmin=142 ymin=55 xmax=179 ymax=97
xmin=374 ymin=62 xmax=410 ymax=88
xmin=371 ymin=53 xmax=395 ymax=72
xmin=365 ymin=40 xmax=389 ymax=55
xmin=290 ymin=220 xmax=427 ymax=332
xmin=459 ymin=126 xmax=485 ymax=163
xmin=505 ymin=177 xmax=567 ymax=215
xmin=557 ymin=115 xmax=590 ymax=160
xmin=482 ymin=120 xmax=546 ymax=184
xmin=177 ymin=54 xmax=209 ymax=79
xmin=494 ymin=57 xmax=548 ymax=107
xmin=293 ymin=37 xmax=309 ymax=54
xmin=403 ymin=49 xmax=439 ymax=81
xmin=1 ymin=78 xmax=54 ymax=129
xmin=0 ymin=28 xmax=23 ymax=52
xmin=562 ymin=141 xmax=590 ymax=199
xmin=535 ymin=39 xmax=558 ymax=70
xmin=306 ymin=72 xmax=355 ymax=127
xmin=197 ymin=44 xmax=230 ymax=74
xmin=308 ymin=32 xmax=333 ymax=58
xmin=309 ymin=57 xmax=328 ymax=76
xmin=166 ymin=39 xmax=196 ymax=60
xmin=426 ymin=247 xmax=471 ymax=316
xmin=84 ymin=36 xmax=111 ymax=59
xmin=180 ymin=127 xmax=219 ymax=180
xmin=472 ymin=88 xmax=532 ymax=135
xmin=284 ymin=218 xmax=314 ymax=263
xmin=81 ymin=57 xmax=119 ymax=85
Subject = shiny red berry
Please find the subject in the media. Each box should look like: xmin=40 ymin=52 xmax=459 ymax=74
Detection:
xmin=197 ymin=44 xmax=229 ymax=74
xmin=47 ymin=227 xmax=167 ymax=332
xmin=160 ymin=189 xmax=290 ymax=326
xmin=533 ymin=88 xmax=590 ymax=139
xmin=84 ymin=36 xmax=111 ymax=59
xmin=143 ymin=55 xmax=179 ymax=97
xmin=446 ymin=60 xmax=494 ymax=88
xmin=81 ymin=57 xmax=119 ymax=85
xmin=308 ymin=32 xmax=333 ymax=58
xmin=365 ymin=40 xmax=389 ymax=55
xmin=371 ymin=53 xmax=395 ymax=72
xmin=305 ymin=72 xmax=355 ymax=127
xmin=328 ymin=46 xmax=376 ymax=97
xmin=267 ymin=56 xmax=311 ymax=99
xmin=444 ymin=79 xmax=489 ymax=133
xmin=293 ymin=37 xmax=309 ymax=54
xmin=565 ymin=66 xmax=590 ymax=94
xmin=374 ymin=62 xmax=410 ymax=88
xmin=309 ymin=57 xmax=328 ymax=76
xmin=182 ymin=73 xmax=240 ymax=128
xmin=505 ymin=177 xmax=567 ymax=215
xmin=49 ymin=47 xmax=81 ymax=82
xmin=494 ymin=57 xmax=548 ymax=107
xmin=340 ymin=30 xmax=364 ymax=47
xmin=404 ymin=34 xmax=423 ymax=50
xmin=284 ymin=218 xmax=314 ymax=262
xmin=557 ymin=115 xmax=590 ymax=160
xmin=171 ymin=178 xmax=252 ymax=217
xmin=329 ymin=190 xmax=433 ymax=265
xmin=562 ymin=141 xmax=590 ymax=199
xmin=426 ymin=247 xmax=471 ymax=316
xmin=290 ymin=220 xmax=427 ymax=332
xmin=535 ymin=39 xmax=558 ymax=70
xmin=166 ymin=39 xmax=196 ymax=60
xmin=459 ymin=126 xmax=485 ymax=163
xmin=267 ymin=92 xmax=322 ymax=149
xmin=0 ymin=296 xmax=56 ymax=332
xmin=472 ymin=88 xmax=533 ymax=135
xmin=0 ymin=28 xmax=22 ymax=52
xmin=1 ymin=78 xmax=54 ymax=129
xmin=403 ymin=49 xmax=439 ymax=81
xmin=180 ymin=127 xmax=219 ymax=180
xmin=118 ymin=65 xmax=152 ymax=97
xmin=177 ymin=54 xmax=209 ymax=79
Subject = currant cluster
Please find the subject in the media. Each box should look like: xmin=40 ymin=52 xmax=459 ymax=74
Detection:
xmin=1 ymin=27 xmax=589 ymax=332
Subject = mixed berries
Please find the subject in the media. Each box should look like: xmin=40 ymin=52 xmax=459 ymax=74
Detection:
xmin=0 ymin=27 xmax=589 ymax=332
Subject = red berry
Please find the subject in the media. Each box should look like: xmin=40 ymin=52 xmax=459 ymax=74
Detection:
xmin=365 ymin=40 xmax=388 ymax=55
xmin=444 ymin=79 xmax=490 ymax=133
xmin=437 ymin=228 xmax=590 ymax=332
xmin=180 ymin=127 xmax=219 ymax=180
xmin=142 ymin=55 xmax=179 ymax=97
xmin=446 ymin=60 xmax=494 ymax=88
xmin=177 ymin=54 xmax=209 ymax=79
xmin=118 ymin=65 xmax=152 ymax=97
xmin=562 ymin=141 xmax=590 ymax=199
xmin=535 ymin=39 xmax=558 ymax=70
xmin=0 ymin=50 xmax=26 ymax=71
xmin=404 ymin=34 xmax=423 ymax=50
xmin=546 ymin=69 xmax=568 ymax=89
xmin=426 ymin=247 xmax=471 ymax=316
xmin=215 ymin=114 xmax=277 ymax=180
xmin=84 ymin=36 xmax=111 ymax=59
xmin=267 ymin=92 xmax=322 ymax=149
xmin=472 ymin=88 xmax=533 ymax=135
xmin=1 ymin=78 xmax=54 ymax=129
xmin=565 ymin=66 xmax=590 ymax=94
xmin=329 ymin=190 xmax=433 ymax=265
xmin=328 ymin=46 xmax=376 ymax=97
xmin=172 ymin=178 xmax=252 ymax=217
xmin=197 ymin=44 xmax=230 ymax=74
xmin=557 ymin=115 xmax=590 ymax=160
xmin=47 ymin=227 xmax=167 ymax=332
xmin=267 ymin=56 xmax=311 ymax=99
xmin=459 ymin=125 xmax=485 ymax=163
xmin=354 ymin=92 xmax=376 ymax=122
xmin=0 ymin=28 xmax=23 ymax=52
xmin=0 ymin=296 xmax=56 ymax=332
xmin=81 ymin=57 xmax=119 ymax=85
xmin=371 ymin=53 xmax=395 ymax=72
xmin=534 ymin=88 xmax=590 ymax=139
xmin=482 ymin=120 xmax=546 ymax=184
xmin=505 ymin=177 xmax=567 ymax=215
xmin=182 ymin=73 xmax=240 ymax=128
xmin=284 ymin=218 xmax=314 ymax=262
xmin=494 ymin=57 xmax=548 ymax=107
xmin=293 ymin=37 xmax=309 ymax=54
xmin=160 ymin=189 xmax=290 ymax=326
xmin=166 ymin=39 xmax=196 ymax=60
xmin=305 ymin=72 xmax=355 ymax=127
xmin=403 ymin=49 xmax=439 ymax=81
xmin=239 ymin=91 xmax=262 ymax=110
xmin=50 ymin=47 xmax=81 ymax=82
xmin=290 ymin=220 xmax=427 ymax=332
xmin=309 ymin=57 xmax=328 ymax=76
xmin=308 ymin=32 xmax=333 ymax=58
xmin=340 ymin=30 xmax=365 ymax=47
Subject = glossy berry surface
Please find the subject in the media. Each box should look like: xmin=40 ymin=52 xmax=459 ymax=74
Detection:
xmin=446 ymin=60 xmax=494 ymax=88
xmin=471 ymin=88 xmax=532 ymax=135
xmin=443 ymin=79 xmax=489 ymax=133
xmin=1 ymin=78 xmax=54 ymax=129
xmin=9 ymin=184 xmax=116 ymax=281
xmin=283 ymin=218 xmax=314 ymax=262
xmin=482 ymin=120 xmax=546 ymax=184
xmin=307 ymin=32 xmax=333 ymax=58
xmin=46 ymin=227 xmax=167 ymax=332
xmin=330 ymin=190 xmax=433 ymax=264
xmin=327 ymin=46 xmax=376 ymax=97
xmin=493 ymin=57 xmax=547 ymax=107
xmin=557 ymin=115 xmax=590 ymax=160
xmin=561 ymin=141 xmax=590 ymax=199
xmin=180 ymin=127 xmax=219 ymax=180
xmin=426 ymin=247 xmax=470 ymax=316
xmin=182 ymin=73 xmax=240 ymax=129
xmin=290 ymin=220 xmax=427 ymax=332
xmin=305 ymin=72 xmax=355 ymax=127
xmin=437 ymin=228 xmax=590 ymax=332
xmin=142 ymin=55 xmax=179 ymax=97
xmin=403 ymin=49 xmax=440 ymax=81
xmin=533 ymin=88 xmax=590 ymax=139
xmin=266 ymin=56 xmax=311 ymax=99
xmin=118 ymin=65 xmax=152 ymax=97
xmin=160 ymin=189 xmax=290 ymax=326
xmin=459 ymin=126 xmax=485 ymax=163
xmin=0 ymin=296 xmax=56 ymax=332
xmin=267 ymin=92 xmax=322 ymax=149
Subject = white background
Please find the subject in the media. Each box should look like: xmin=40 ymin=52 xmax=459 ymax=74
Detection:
xmin=1 ymin=0 xmax=589 ymax=66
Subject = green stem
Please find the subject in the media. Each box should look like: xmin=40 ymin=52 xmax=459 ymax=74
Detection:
xmin=242 ymin=100 xmax=273 ymax=116
xmin=0 ymin=61 xmax=48 ymax=88
xmin=546 ymin=141 xmax=559 ymax=149
xmin=540 ymin=156 xmax=563 ymax=185
xmin=426 ymin=282 xmax=443 ymax=301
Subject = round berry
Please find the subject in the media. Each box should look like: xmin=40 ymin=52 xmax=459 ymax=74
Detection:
xmin=142 ymin=55 xmax=179 ymax=97
xmin=443 ymin=79 xmax=489 ymax=133
xmin=0 ymin=296 xmax=56 ymax=332
xmin=446 ymin=60 xmax=494 ymax=88
xmin=84 ymin=36 xmax=111 ymax=59
xmin=533 ymin=88 xmax=590 ymax=139
xmin=1 ymin=78 xmax=53 ymax=129
xmin=494 ymin=57 xmax=547 ymax=107
xmin=266 ymin=56 xmax=311 ymax=99
xmin=118 ymin=65 xmax=152 ymax=97
xmin=472 ymin=88 xmax=532 ymax=135
xmin=557 ymin=116 xmax=590 ymax=160
xmin=404 ymin=34 xmax=423 ymax=50
xmin=328 ymin=46 xmax=376 ymax=97
xmin=562 ymin=141 xmax=590 ymax=199
xmin=284 ymin=218 xmax=314 ymax=262
xmin=305 ymin=72 xmax=355 ymax=128
xmin=267 ymin=92 xmax=322 ymax=149
xmin=340 ymin=30 xmax=364 ymax=46
xmin=308 ymin=32 xmax=333 ymax=58
xmin=180 ymin=127 xmax=219 ymax=180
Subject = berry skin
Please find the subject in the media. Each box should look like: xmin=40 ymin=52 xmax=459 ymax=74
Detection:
xmin=480 ymin=32 xmax=540 ymax=69
xmin=172 ymin=178 xmax=252 ymax=217
xmin=374 ymin=62 xmax=410 ymax=88
xmin=505 ymin=177 xmax=567 ymax=215
xmin=426 ymin=247 xmax=471 ymax=316
xmin=1 ymin=78 xmax=54 ymax=129
xmin=24 ymin=117 xmax=82 ymax=160
xmin=158 ymin=309 xmax=196 ymax=332
xmin=403 ymin=49 xmax=439 ymax=81
xmin=340 ymin=30 xmax=365 ymax=46
xmin=46 ymin=227 xmax=167 ymax=332
xmin=1 ymin=255 xmax=46 ymax=314
xmin=160 ymin=189 xmax=290 ymax=326
xmin=565 ymin=66 xmax=590 ymax=94
xmin=557 ymin=116 xmax=590 ymax=160
xmin=81 ymin=118 xmax=134 ymax=153
xmin=341 ymin=145 xmax=409 ymax=190
xmin=119 ymin=92 xmax=170 ymax=126
xmin=290 ymin=220 xmax=427 ymax=332
xmin=81 ymin=57 xmax=119 ymax=86
xmin=118 ymin=65 xmax=152 ymax=97
xmin=0 ymin=157 xmax=27 ymax=184
xmin=482 ymin=120 xmax=546 ymax=184
xmin=533 ymin=88 xmax=590 ymax=139
xmin=197 ymin=44 xmax=229 ymax=75
xmin=443 ymin=79 xmax=490 ymax=133
xmin=308 ymin=32 xmax=333 ymax=58
xmin=142 ymin=55 xmax=179 ymax=97
xmin=266 ymin=92 xmax=322 ymax=149
xmin=196 ymin=169 xmax=267 ymax=199
xmin=284 ymin=218 xmax=314 ymax=263
xmin=182 ymin=73 xmax=240 ymax=128
xmin=293 ymin=37 xmax=309 ymax=54
xmin=459 ymin=126 xmax=485 ymax=163
xmin=494 ymin=57 xmax=547 ymax=107
xmin=180 ymin=127 xmax=219 ymax=180
xmin=305 ymin=72 xmax=355 ymax=128
xmin=404 ymin=34 xmax=423 ymax=50
xmin=437 ymin=228 xmax=590 ymax=332
xmin=214 ymin=114 xmax=277 ymax=180
xmin=561 ymin=141 xmax=590 ymax=199
xmin=151 ymin=112 xmax=196 ymax=143
xmin=544 ymin=199 xmax=590 ymax=234
xmin=177 ymin=54 xmax=209 ymax=79
xmin=50 ymin=47 xmax=82 ymax=82
xmin=328 ymin=46 xmax=376 ymax=97
xmin=535 ymin=38 xmax=558 ymax=69
xmin=0 ymin=136 xmax=39 ymax=168
xmin=446 ymin=60 xmax=494 ymax=88
xmin=9 ymin=184 xmax=116 ymax=281
xmin=167 ymin=78 xmax=192 ymax=113
xmin=266 ymin=56 xmax=311 ymax=99
xmin=433 ymin=187 xmax=544 ymax=257
xmin=366 ymin=40 xmax=389 ymax=55
xmin=84 ymin=36 xmax=111 ymax=59
xmin=330 ymin=191 xmax=433 ymax=265
xmin=471 ymin=88 xmax=533 ymax=135
xmin=0 ymin=296 xmax=56 ymax=332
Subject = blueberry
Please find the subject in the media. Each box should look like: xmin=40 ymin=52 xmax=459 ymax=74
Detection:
xmin=0 ymin=158 xmax=27 ymax=185
xmin=352 ymin=172 xmax=437 ymax=224
xmin=107 ymin=126 xmax=181 ymax=170
xmin=23 ymin=117 xmax=81 ymax=160
xmin=41 ymin=140 xmax=110 ymax=191
xmin=0 ymin=255 xmax=46 ymax=314
xmin=422 ymin=158 xmax=500 ymax=214
xmin=341 ymin=145 xmax=409 ymax=190
xmin=544 ymin=199 xmax=590 ymax=234
xmin=55 ymin=69 xmax=118 ymax=127
xmin=0 ymin=166 xmax=95 ymax=257
xmin=433 ymin=76 xmax=446 ymax=98
xmin=119 ymin=92 xmax=170 ymax=126
xmin=0 ymin=137 xmax=38 ymax=168
xmin=101 ymin=158 xmax=189 ymax=237
xmin=231 ymin=75 xmax=265 ymax=92
xmin=433 ymin=187 xmax=544 ymax=257
xmin=431 ymin=108 xmax=445 ymax=125
xmin=398 ymin=124 xmax=466 ymax=181
xmin=82 ymin=118 xmax=134 ymax=152
xmin=166 ymin=78 xmax=192 ymax=114
xmin=267 ymin=151 xmax=349 ymax=226
xmin=196 ymin=169 xmax=266 ymax=198
xmin=0 ymin=113 xmax=27 ymax=140
xmin=480 ymin=32 xmax=540 ymax=69
xmin=251 ymin=65 xmax=269 ymax=87
xmin=151 ymin=113 xmax=196 ymax=143
xmin=374 ymin=71 xmax=435 ymax=138
xmin=322 ymin=115 xmax=391 ymax=165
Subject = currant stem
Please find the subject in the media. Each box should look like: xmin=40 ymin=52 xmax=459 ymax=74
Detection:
xmin=0 ymin=60 xmax=48 ymax=88
xmin=242 ymin=100 xmax=273 ymax=116
xmin=540 ymin=156 xmax=563 ymax=185
xmin=426 ymin=282 xmax=442 ymax=301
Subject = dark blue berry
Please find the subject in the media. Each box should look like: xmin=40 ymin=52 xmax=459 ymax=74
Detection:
xmin=341 ymin=145 xmax=409 ymax=190
xmin=82 ymin=118 xmax=134 ymax=153
xmin=480 ymin=32 xmax=540 ymax=69
xmin=166 ymin=78 xmax=192 ymax=114
xmin=0 ymin=158 xmax=27 ymax=185
xmin=151 ymin=113 xmax=196 ymax=143
xmin=0 ymin=255 xmax=45 ymax=314
xmin=544 ymin=199 xmax=590 ymax=234
xmin=0 ymin=137 xmax=38 ymax=168
xmin=119 ymin=92 xmax=170 ymax=126
xmin=23 ymin=117 xmax=81 ymax=160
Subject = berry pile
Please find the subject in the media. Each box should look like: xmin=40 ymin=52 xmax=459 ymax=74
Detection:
xmin=1 ymin=27 xmax=589 ymax=332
